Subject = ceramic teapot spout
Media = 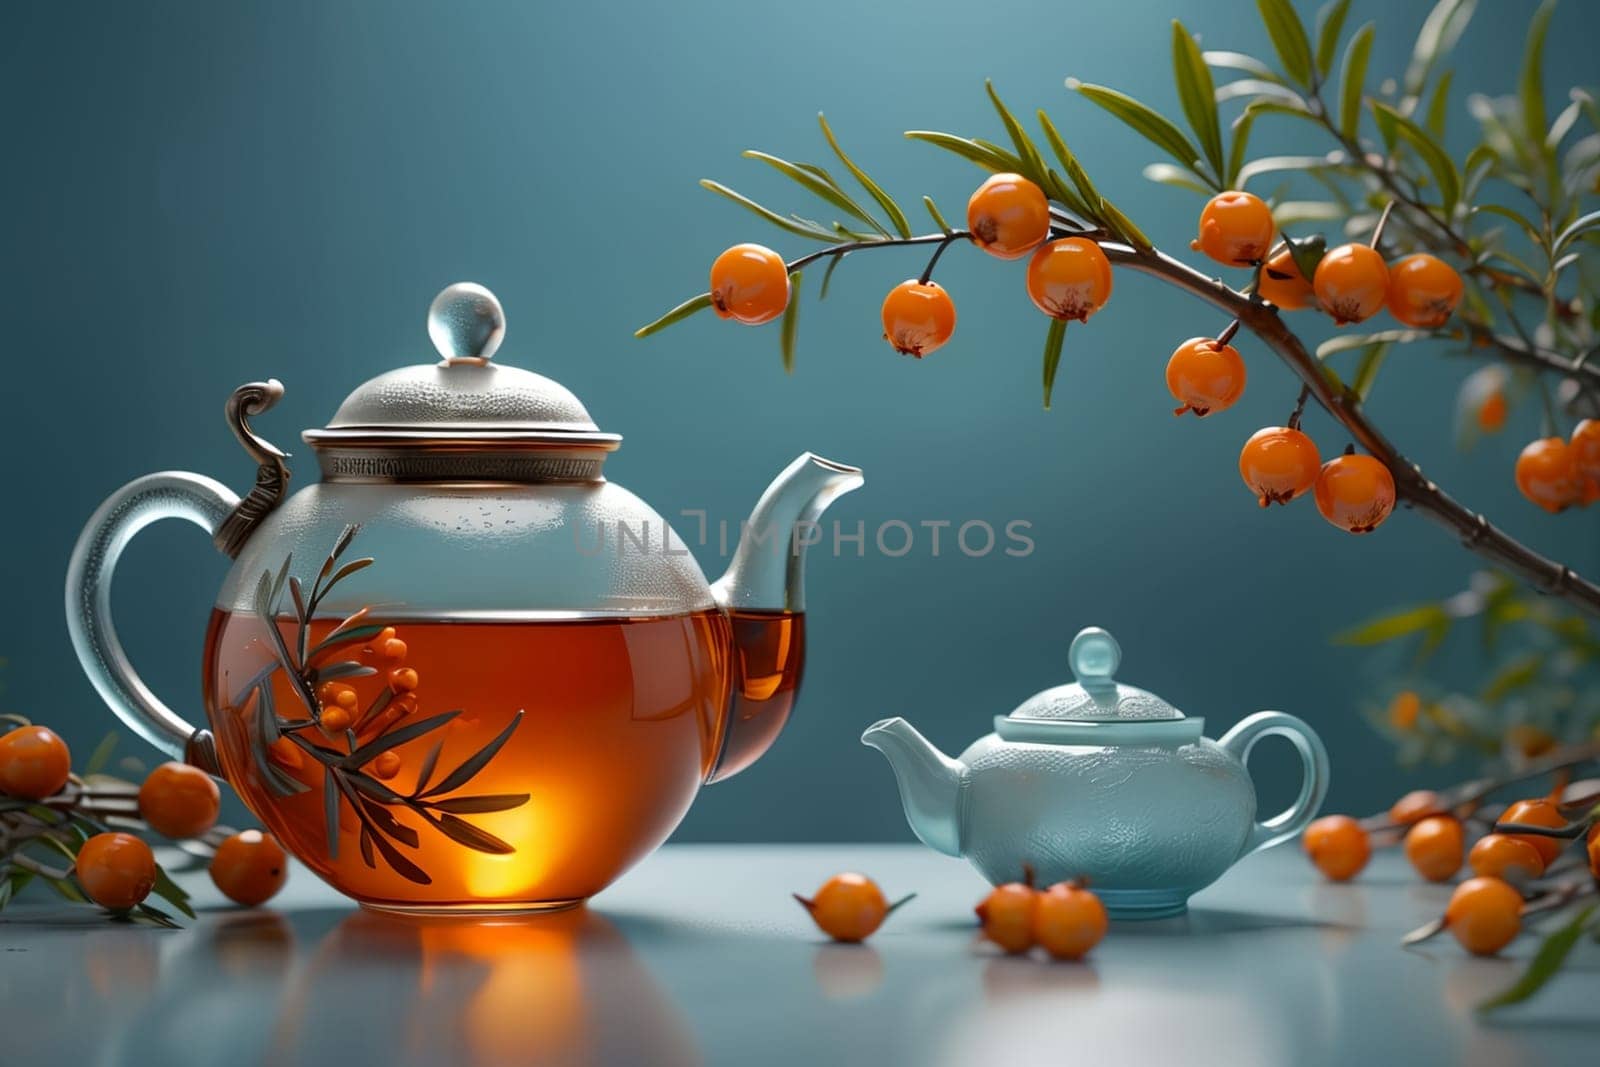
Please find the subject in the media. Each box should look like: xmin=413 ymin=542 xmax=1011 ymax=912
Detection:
xmin=861 ymin=718 xmax=964 ymax=856
xmin=710 ymin=453 xmax=863 ymax=614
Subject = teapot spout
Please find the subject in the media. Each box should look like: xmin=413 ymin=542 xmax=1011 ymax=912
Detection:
xmin=711 ymin=453 xmax=863 ymax=614
xmin=861 ymin=718 xmax=964 ymax=857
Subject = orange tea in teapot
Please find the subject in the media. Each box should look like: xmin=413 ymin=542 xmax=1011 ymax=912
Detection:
xmin=204 ymin=595 xmax=805 ymax=912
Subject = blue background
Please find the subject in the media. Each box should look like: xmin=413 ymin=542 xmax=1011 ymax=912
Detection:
xmin=3 ymin=0 xmax=1596 ymax=840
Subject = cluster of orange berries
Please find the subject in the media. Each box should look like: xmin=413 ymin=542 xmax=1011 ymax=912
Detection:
xmin=710 ymin=172 xmax=1114 ymax=358
xmin=975 ymin=870 xmax=1108 ymax=961
xmin=0 ymin=723 xmax=287 ymax=911
xmin=1191 ymin=190 xmax=1464 ymax=329
xmin=1304 ymin=790 xmax=1597 ymax=956
xmin=1514 ymin=419 xmax=1600 ymax=513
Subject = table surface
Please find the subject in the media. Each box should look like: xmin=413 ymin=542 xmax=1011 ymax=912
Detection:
xmin=1 ymin=843 xmax=1595 ymax=1067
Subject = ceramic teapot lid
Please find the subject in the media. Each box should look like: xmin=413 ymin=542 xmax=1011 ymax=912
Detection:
xmin=1009 ymin=627 xmax=1184 ymax=722
xmin=301 ymin=283 xmax=622 ymax=483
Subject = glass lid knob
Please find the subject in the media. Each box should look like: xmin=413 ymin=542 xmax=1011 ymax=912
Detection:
xmin=1068 ymin=626 xmax=1121 ymax=685
xmin=428 ymin=282 xmax=506 ymax=364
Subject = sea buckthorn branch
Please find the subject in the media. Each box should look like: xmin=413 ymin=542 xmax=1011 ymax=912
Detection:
xmin=1093 ymin=236 xmax=1600 ymax=615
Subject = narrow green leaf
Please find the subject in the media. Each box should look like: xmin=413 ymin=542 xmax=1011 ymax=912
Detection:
xmin=1286 ymin=233 xmax=1327 ymax=285
xmin=1227 ymin=110 xmax=1257 ymax=189
xmin=742 ymin=151 xmax=889 ymax=236
xmin=635 ymin=292 xmax=714 ymax=339
xmin=323 ymin=766 xmax=341 ymax=860
xmin=1481 ymin=652 xmax=1542 ymax=703
xmin=1479 ymin=904 xmax=1596 ymax=1012
xmin=1034 ymin=112 xmax=1098 ymax=218
xmin=922 ymin=196 xmax=952 ymax=234
xmin=1245 ymin=98 xmax=1318 ymax=124
xmin=1334 ymin=604 xmax=1452 ymax=645
xmin=420 ymin=711 xmax=523 ymax=799
xmin=1338 ymin=23 xmax=1375 ymax=140
xmin=83 ymin=732 xmax=118 ymax=777
xmin=819 ymin=253 xmax=844 ymax=300
xmin=1351 ymin=342 xmax=1391 ymax=401
xmin=1314 ymin=0 xmax=1352 ymax=77
xmin=1072 ymin=82 xmax=1209 ymax=180
xmin=1316 ymin=329 xmax=1432 ymax=357
xmin=1041 ymin=318 xmax=1068 ymax=410
xmin=1475 ymin=203 xmax=1544 ymax=245
xmin=1273 ymin=201 xmax=1346 ymax=225
xmin=1371 ymin=101 xmax=1462 ymax=213
xmin=1172 ymin=21 xmax=1225 ymax=182
xmin=700 ymin=180 xmax=846 ymax=243
xmin=905 ymin=130 xmax=1018 ymax=173
xmin=1555 ymin=209 xmax=1600 ymax=252
xmin=1099 ymin=197 xmax=1152 ymax=253
xmin=1203 ymin=51 xmax=1285 ymax=84
xmin=151 ymin=865 xmax=196 ymax=919
xmin=1238 ymin=155 xmax=1336 ymax=186
xmin=780 ymin=271 xmax=802 ymax=375
xmin=1257 ymin=0 xmax=1315 ymax=87
xmin=343 ymin=710 xmax=460 ymax=767
xmin=819 ymin=114 xmax=911 ymax=238
xmin=1143 ymin=162 xmax=1215 ymax=195
xmin=1215 ymin=79 xmax=1308 ymax=107
xmin=1519 ymin=0 xmax=1556 ymax=157
xmin=986 ymin=81 xmax=1049 ymax=185
xmin=1426 ymin=69 xmax=1454 ymax=137
xmin=428 ymin=793 xmax=530 ymax=814
xmin=432 ymin=813 xmax=515 ymax=855
xmin=1404 ymin=0 xmax=1476 ymax=99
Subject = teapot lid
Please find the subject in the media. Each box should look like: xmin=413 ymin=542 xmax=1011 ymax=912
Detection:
xmin=302 ymin=283 xmax=622 ymax=483
xmin=1008 ymin=627 xmax=1184 ymax=722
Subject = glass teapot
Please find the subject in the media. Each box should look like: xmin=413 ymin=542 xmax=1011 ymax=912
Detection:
xmin=862 ymin=626 xmax=1329 ymax=918
xmin=66 ymin=283 xmax=862 ymax=913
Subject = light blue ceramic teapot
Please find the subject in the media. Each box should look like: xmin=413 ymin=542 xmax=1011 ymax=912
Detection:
xmin=862 ymin=627 xmax=1329 ymax=918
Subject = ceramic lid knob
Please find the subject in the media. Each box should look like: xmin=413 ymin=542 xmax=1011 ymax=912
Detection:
xmin=428 ymin=282 xmax=506 ymax=364
xmin=1068 ymin=627 xmax=1121 ymax=683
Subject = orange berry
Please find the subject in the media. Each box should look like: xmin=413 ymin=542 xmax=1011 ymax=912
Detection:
xmin=1303 ymin=814 xmax=1370 ymax=881
xmin=210 ymin=830 xmax=289 ymax=906
xmin=881 ymin=279 xmax=956 ymax=357
xmin=1166 ymin=337 xmax=1247 ymax=417
xmin=1505 ymin=724 xmax=1556 ymax=760
xmin=318 ymin=682 xmax=357 ymax=711
xmin=1445 ymin=877 xmax=1523 ymax=956
xmin=1388 ymin=788 xmax=1443 ymax=824
xmin=267 ymin=736 xmax=305 ymax=771
xmin=1388 ymin=693 xmax=1423 ymax=733
xmin=1385 ymin=254 xmax=1462 ymax=328
xmin=1496 ymin=798 xmax=1567 ymax=867
xmin=1031 ymin=882 xmax=1108 ymax=960
xmin=795 ymin=873 xmax=906 ymax=943
xmin=0 ymin=725 xmax=71 ymax=800
xmin=1514 ymin=437 xmax=1583 ymax=513
xmin=1476 ymin=388 xmax=1508 ymax=433
xmin=74 ymin=832 xmax=157 ymax=911
xmin=1257 ymin=247 xmax=1314 ymax=309
xmin=1467 ymin=834 xmax=1545 ymax=885
xmin=1404 ymin=815 xmax=1464 ymax=882
xmin=388 ymin=667 xmax=419 ymax=693
xmin=380 ymin=637 xmax=408 ymax=662
xmin=1313 ymin=453 xmax=1396 ymax=533
xmin=1570 ymin=419 xmax=1600 ymax=483
xmin=138 ymin=761 xmax=221 ymax=840
xmin=966 ymin=173 xmax=1051 ymax=260
xmin=709 ymin=243 xmax=790 ymax=325
xmin=1313 ymin=244 xmax=1389 ymax=325
xmin=1025 ymin=237 xmax=1113 ymax=322
xmin=320 ymin=705 xmax=352 ymax=734
xmin=1192 ymin=191 xmax=1275 ymax=266
xmin=1239 ymin=426 xmax=1321 ymax=507
xmin=975 ymin=882 xmax=1038 ymax=954
xmin=372 ymin=751 xmax=403 ymax=781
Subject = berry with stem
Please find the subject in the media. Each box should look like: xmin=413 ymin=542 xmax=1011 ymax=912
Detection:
xmin=1445 ymin=877 xmax=1523 ymax=956
xmin=1032 ymin=881 xmax=1108 ymax=961
xmin=1239 ymin=425 xmax=1321 ymax=507
xmin=0 ymin=725 xmax=71 ymax=800
xmin=1313 ymin=451 xmax=1396 ymax=533
xmin=1166 ymin=333 xmax=1247 ymax=417
xmin=881 ymin=280 xmax=956 ymax=357
xmin=74 ymin=832 xmax=158 ymax=912
xmin=1404 ymin=815 xmax=1464 ymax=882
xmin=1514 ymin=438 xmax=1583 ymax=513
xmin=710 ymin=243 xmax=790 ymax=325
xmin=1386 ymin=254 xmax=1463 ymax=328
xmin=1025 ymin=237 xmax=1113 ymax=322
xmin=966 ymin=173 xmax=1050 ymax=260
xmin=1313 ymin=244 xmax=1390 ymax=326
xmin=1192 ymin=191 xmax=1275 ymax=266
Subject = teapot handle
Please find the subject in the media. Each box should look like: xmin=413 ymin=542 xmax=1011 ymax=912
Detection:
xmin=64 ymin=381 xmax=290 ymax=776
xmin=1218 ymin=711 xmax=1330 ymax=858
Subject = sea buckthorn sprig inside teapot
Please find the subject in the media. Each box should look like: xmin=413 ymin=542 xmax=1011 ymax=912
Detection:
xmin=863 ymin=627 xmax=1329 ymax=919
xmin=66 ymin=282 xmax=863 ymax=913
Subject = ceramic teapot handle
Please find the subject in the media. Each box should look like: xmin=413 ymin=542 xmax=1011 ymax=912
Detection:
xmin=1219 ymin=711 xmax=1330 ymax=857
xmin=64 ymin=381 xmax=290 ymax=776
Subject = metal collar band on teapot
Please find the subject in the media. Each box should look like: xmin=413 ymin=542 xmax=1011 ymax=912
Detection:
xmin=301 ymin=283 xmax=622 ymax=484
